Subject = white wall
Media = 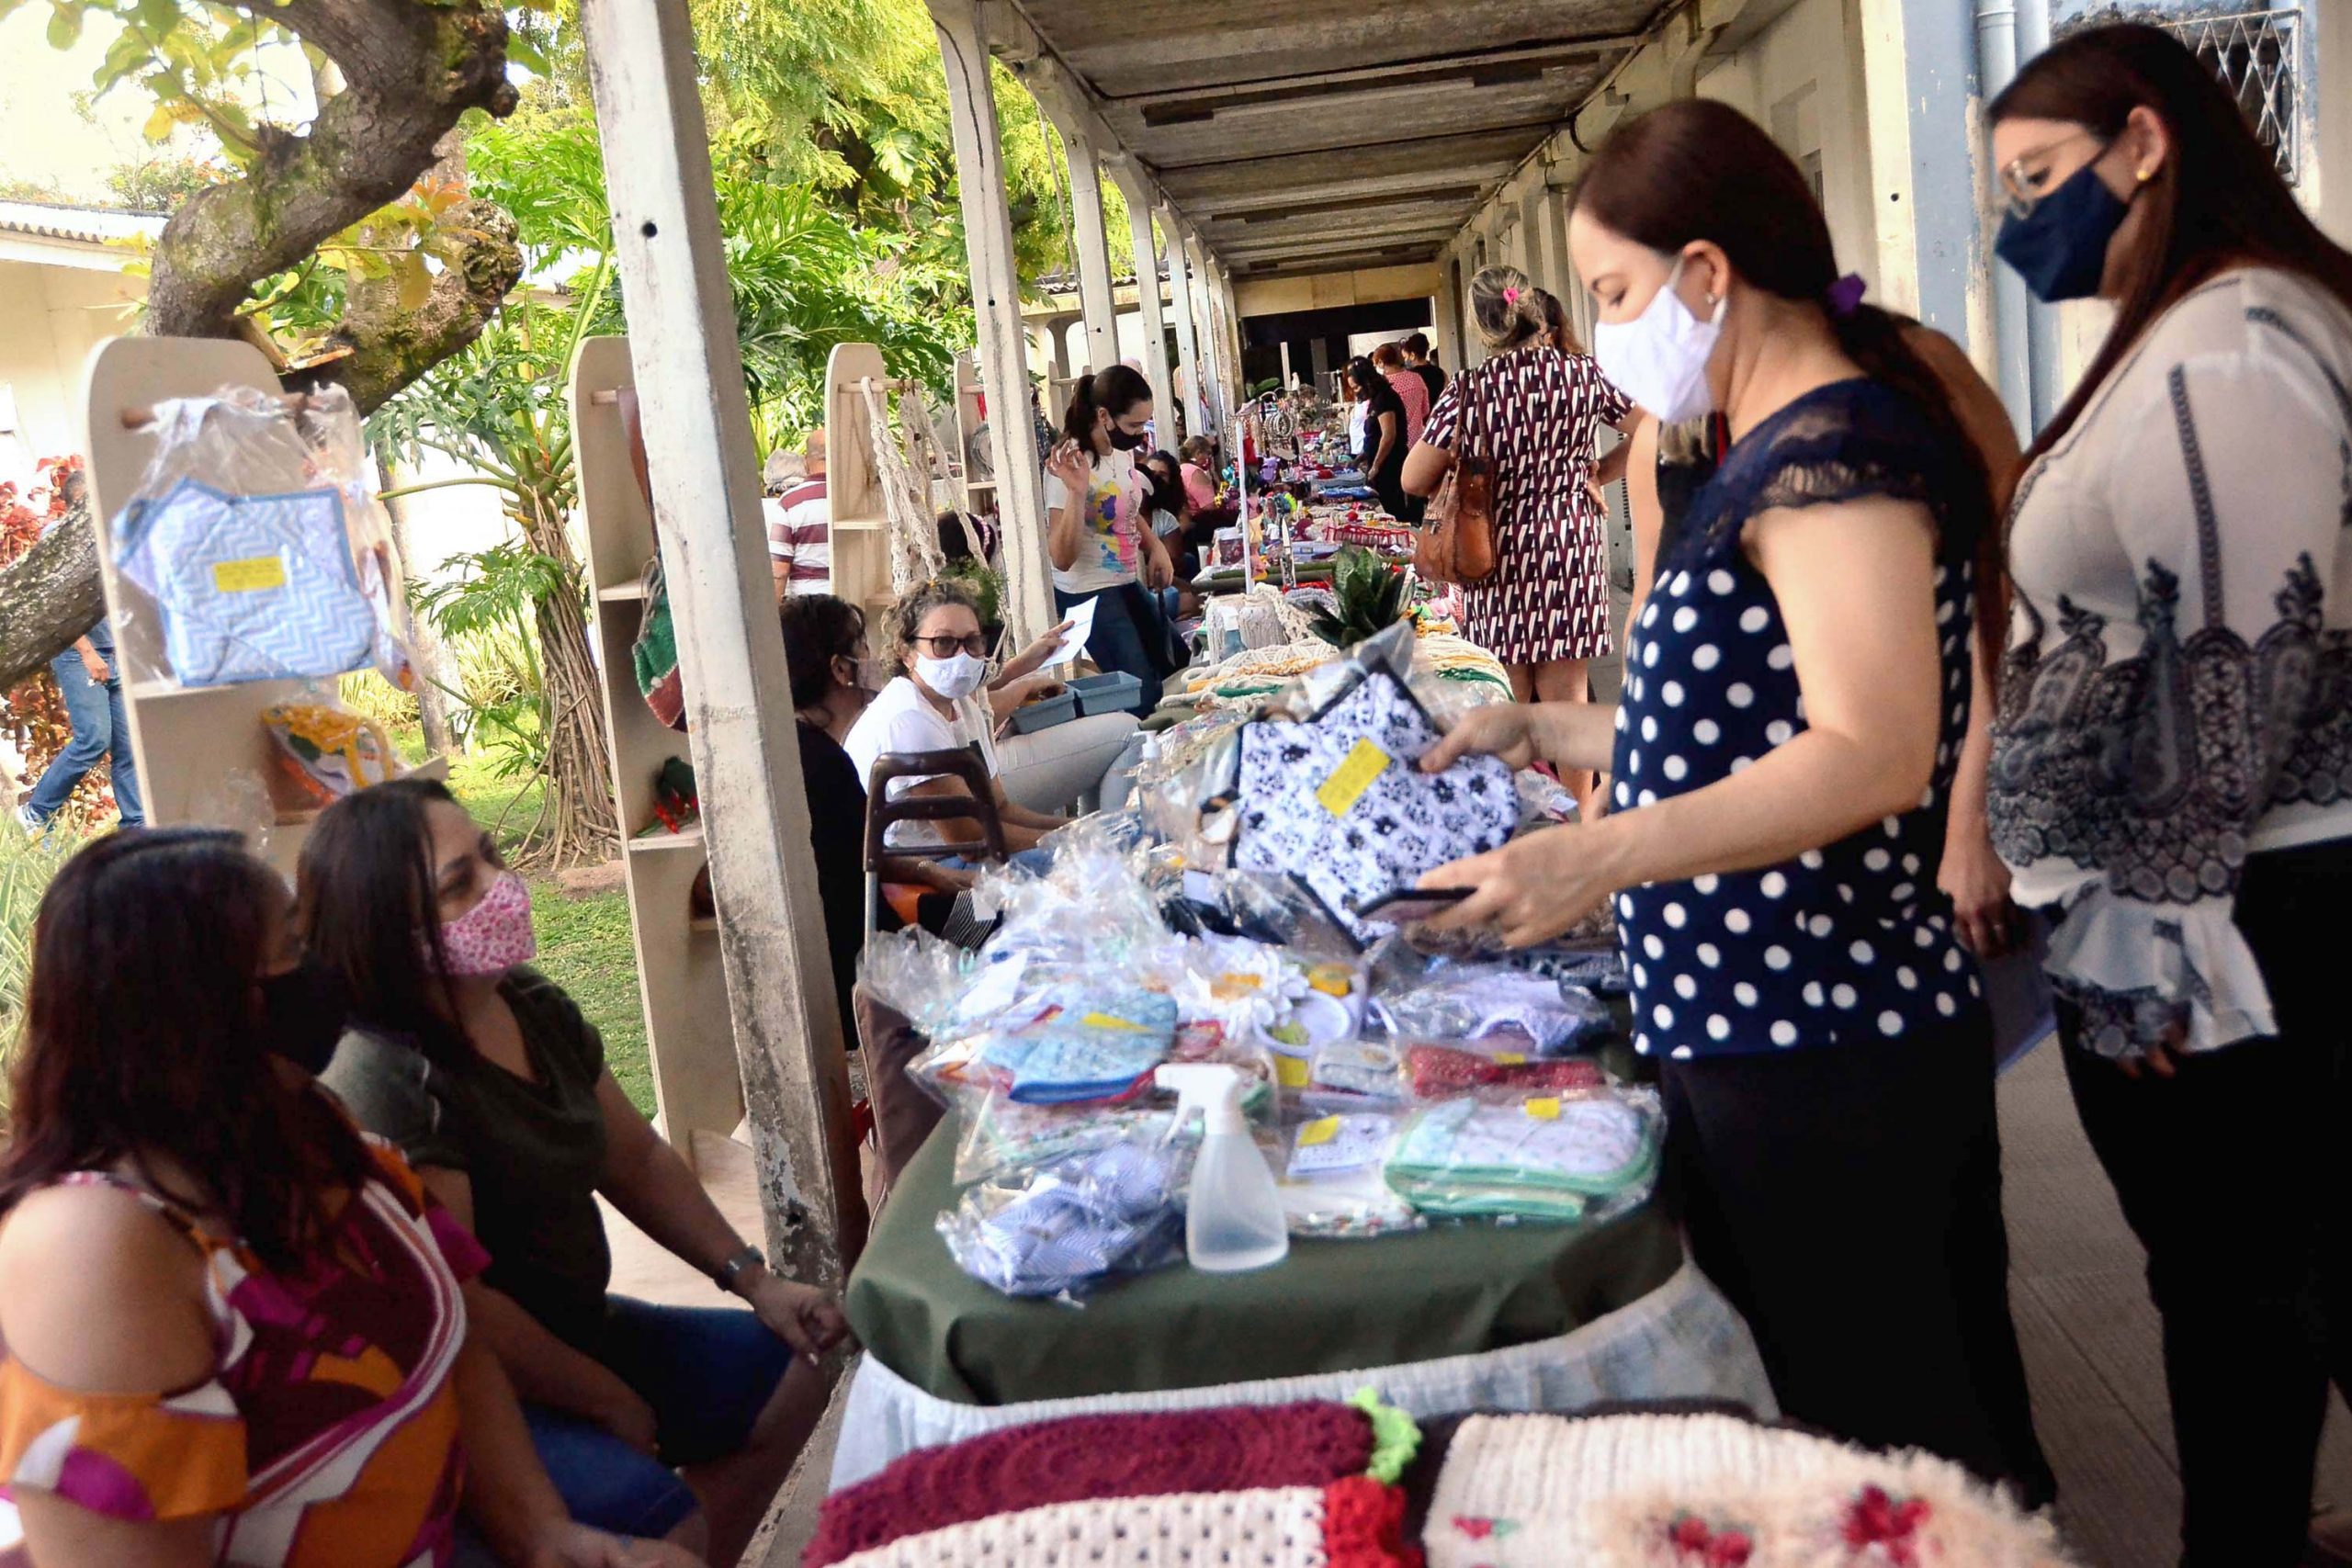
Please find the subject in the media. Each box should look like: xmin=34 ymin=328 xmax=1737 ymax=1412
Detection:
xmin=1698 ymin=0 xmax=1880 ymax=292
xmin=0 ymin=260 xmax=139 ymax=490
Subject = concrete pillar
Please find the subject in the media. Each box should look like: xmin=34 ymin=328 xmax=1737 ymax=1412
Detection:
xmin=1433 ymin=256 xmax=1465 ymax=377
xmin=1049 ymin=315 xmax=1074 ymax=387
xmin=1185 ymin=231 xmax=1224 ymax=434
xmin=1162 ymin=208 xmax=1205 ymax=437
xmin=928 ymin=0 xmax=1053 ymax=644
xmin=1060 ymin=128 xmax=1119 ymax=376
xmin=1111 ymin=165 xmax=1174 ymax=443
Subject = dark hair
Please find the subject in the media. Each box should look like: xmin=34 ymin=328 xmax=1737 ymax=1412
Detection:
xmin=1402 ymin=332 xmax=1432 ymax=359
xmin=1467 ymin=265 xmax=1546 ymax=351
xmin=1574 ymin=97 xmax=2002 ymax=655
xmin=1345 ymin=355 xmax=1384 ymax=400
xmin=1532 ymin=288 xmax=1582 ymax=355
xmin=780 ymin=594 xmax=867 ymax=710
xmin=1991 ymin=23 xmax=2352 ymax=465
xmin=1059 ymin=365 xmax=1153 ymax=448
xmin=1142 ymin=449 xmax=1187 ymax=521
xmin=1 ymin=829 xmax=377 ymax=1269
xmin=298 ymin=778 xmax=476 ymax=1065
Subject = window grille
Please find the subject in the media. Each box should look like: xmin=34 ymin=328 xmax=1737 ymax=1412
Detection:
xmin=2158 ymin=9 xmax=2299 ymax=183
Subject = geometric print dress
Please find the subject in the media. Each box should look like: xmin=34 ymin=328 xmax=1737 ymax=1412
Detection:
xmin=1423 ymin=343 xmax=1633 ymax=665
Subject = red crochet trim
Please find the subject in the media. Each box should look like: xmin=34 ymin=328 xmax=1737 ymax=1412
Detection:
xmin=1321 ymin=1476 xmax=1422 ymax=1567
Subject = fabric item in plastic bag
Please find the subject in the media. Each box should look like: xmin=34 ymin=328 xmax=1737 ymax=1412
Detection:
xmin=938 ymin=1139 xmax=1185 ymax=1298
xmin=116 ymin=478 xmax=375 ymax=685
xmin=1407 ymin=1044 xmax=1606 ymax=1101
xmin=978 ymin=988 xmax=1179 ymax=1105
xmin=1231 ymin=664 xmax=1515 ymax=949
xmin=807 ymin=1401 xmax=1379 ymax=1566
xmin=1385 ymin=1089 xmax=1662 ymax=1223
xmin=1372 ymin=966 xmax=1612 ymax=1056
xmin=263 ymin=703 xmax=397 ymax=808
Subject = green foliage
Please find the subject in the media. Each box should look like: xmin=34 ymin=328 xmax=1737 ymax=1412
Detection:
xmin=103 ymin=153 xmax=226 ymax=211
xmin=413 ymin=544 xmax=562 ymax=780
xmin=0 ymin=817 xmax=94 ymax=1064
xmin=1307 ymin=547 xmax=1410 ymax=648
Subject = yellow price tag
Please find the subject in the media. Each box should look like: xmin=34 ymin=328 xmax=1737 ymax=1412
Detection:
xmin=1524 ymin=1097 xmax=1562 ymax=1121
xmin=1296 ymin=1115 xmax=1340 ymax=1147
xmin=211 ymin=555 xmax=287 ymax=593
xmin=1493 ymin=1052 xmax=1527 ymax=1066
xmin=1274 ymin=1055 xmax=1312 ymax=1089
xmin=1315 ymin=739 xmax=1392 ymax=817
xmin=1079 ymin=1011 xmax=1153 ymax=1032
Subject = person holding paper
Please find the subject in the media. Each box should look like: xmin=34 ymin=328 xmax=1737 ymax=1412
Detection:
xmin=1044 ymin=367 xmax=1180 ymax=716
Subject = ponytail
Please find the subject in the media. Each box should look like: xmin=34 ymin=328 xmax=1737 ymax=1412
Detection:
xmin=1060 ymin=364 xmax=1153 ymax=448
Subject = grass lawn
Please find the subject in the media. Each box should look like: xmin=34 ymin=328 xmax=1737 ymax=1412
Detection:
xmin=446 ymin=754 xmax=656 ymax=1116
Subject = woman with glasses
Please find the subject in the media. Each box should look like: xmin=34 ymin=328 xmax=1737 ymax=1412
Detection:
xmin=1043 ymin=366 xmax=1178 ymax=715
xmin=1987 ymin=26 xmax=2352 ymax=1563
xmin=844 ymin=578 xmax=1067 ymax=874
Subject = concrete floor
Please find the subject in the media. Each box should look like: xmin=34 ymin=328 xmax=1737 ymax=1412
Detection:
xmin=609 ymin=1047 xmax=2350 ymax=1566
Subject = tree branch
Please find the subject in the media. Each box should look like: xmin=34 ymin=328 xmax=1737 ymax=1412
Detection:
xmin=327 ymin=197 xmax=525 ymax=415
xmin=0 ymin=515 xmax=107 ymax=694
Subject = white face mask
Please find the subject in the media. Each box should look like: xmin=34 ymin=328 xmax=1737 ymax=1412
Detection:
xmin=1591 ymin=254 xmax=1726 ymax=425
xmin=915 ymin=649 xmax=988 ymax=700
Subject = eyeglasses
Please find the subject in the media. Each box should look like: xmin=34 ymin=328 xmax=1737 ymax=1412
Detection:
xmin=1999 ymin=129 xmax=2102 ymax=220
xmin=910 ymin=633 xmax=989 ymax=658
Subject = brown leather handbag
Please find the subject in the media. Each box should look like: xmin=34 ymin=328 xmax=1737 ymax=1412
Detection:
xmin=1414 ymin=367 xmax=1498 ymax=585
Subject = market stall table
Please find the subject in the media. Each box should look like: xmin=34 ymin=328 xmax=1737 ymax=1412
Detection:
xmin=831 ymin=1111 xmax=1775 ymax=1487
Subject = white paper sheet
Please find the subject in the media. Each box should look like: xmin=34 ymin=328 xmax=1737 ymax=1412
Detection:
xmin=1046 ymin=593 xmax=1097 ymax=669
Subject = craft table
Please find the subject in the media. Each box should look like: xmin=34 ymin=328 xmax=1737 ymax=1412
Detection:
xmin=832 ymin=1111 xmax=1774 ymax=1488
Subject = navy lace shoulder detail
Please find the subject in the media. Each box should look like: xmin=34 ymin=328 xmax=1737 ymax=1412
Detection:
xmin=1678 ymin=379 xmax=1981 ymax=566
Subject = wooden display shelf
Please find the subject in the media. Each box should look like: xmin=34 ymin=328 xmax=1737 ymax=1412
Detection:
xmin=627 ymin=823 xmax=706 ymax=853
xmin=598 ymin=581 xmax=651 ymax=604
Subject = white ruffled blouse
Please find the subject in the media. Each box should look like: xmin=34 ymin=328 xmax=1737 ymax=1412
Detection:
xmin=1991 ymin=268 xmax=2352 ymax=1058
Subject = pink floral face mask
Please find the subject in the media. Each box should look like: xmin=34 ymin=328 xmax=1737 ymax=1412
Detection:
xmin=436 ymin=870 xmax=537 ymax=976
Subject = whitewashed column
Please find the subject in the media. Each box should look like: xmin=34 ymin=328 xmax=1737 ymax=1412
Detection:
xmin=1112 ymin=164 xmax=1174 ymax=441
xmin=927 ymin=0 xmax=1053 ymax=644
xmin=1060 ymin=127 xmax=1120 ymax=377
xmin=1163 ymin=210 xmax=1205 ymax=437
xmin=577 ymin=0 xmax=863 ymax=1289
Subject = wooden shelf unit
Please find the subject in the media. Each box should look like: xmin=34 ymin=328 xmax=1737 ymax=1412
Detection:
xmin=569 ymin=336 xmax=743 ymax=1155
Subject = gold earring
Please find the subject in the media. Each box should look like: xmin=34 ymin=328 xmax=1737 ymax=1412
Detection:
xmin=2135 ymin=167 xmax=2154 ymax=184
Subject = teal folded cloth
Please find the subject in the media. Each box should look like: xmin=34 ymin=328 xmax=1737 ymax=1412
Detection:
xmin=979 ymin=990 xmax=1179 ymax=1105
xmin=1384 ymin=1091 xmax=1661 ymax=1222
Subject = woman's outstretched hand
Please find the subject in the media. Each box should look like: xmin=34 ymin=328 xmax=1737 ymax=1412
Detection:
xmin=1420 ymin=705 xmax=1541 ymax=773
xmin=1417 ymin=825 xmax=1618 ymax=950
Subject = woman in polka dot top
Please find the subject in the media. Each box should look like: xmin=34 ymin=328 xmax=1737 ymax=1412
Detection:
xmin=1421 ymin=100 xmax=2052 ymax=1503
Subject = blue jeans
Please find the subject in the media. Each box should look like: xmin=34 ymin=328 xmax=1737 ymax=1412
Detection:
xmin=522 ymin=1295 xmax=794 ymax=1540
xmin=25 ymin=647 xmax=141 ymax=826
xmin=1054 ymin=583 xmax=1168 ymax=714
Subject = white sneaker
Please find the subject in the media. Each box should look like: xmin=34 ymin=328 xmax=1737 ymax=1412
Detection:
xmin=12 ymin=804 xmax=40 ymax=834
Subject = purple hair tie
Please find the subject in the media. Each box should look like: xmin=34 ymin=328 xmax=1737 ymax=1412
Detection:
xmin=1825 ymin=273 xmax=1867 ymax=319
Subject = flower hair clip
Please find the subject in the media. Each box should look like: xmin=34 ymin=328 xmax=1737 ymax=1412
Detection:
xmin=1502 ymin=286 xmax=1521 ymax=305
xmin=1825 ymin=273 xmax=1867 ymax=319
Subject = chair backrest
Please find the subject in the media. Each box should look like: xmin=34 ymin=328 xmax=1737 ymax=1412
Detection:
xmin=863 ymin=748 xmax=1007 ymax=873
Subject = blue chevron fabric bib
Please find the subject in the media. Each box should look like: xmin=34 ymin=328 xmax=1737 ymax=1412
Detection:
xmin=116 ymin=478 xmax=376 ymax=687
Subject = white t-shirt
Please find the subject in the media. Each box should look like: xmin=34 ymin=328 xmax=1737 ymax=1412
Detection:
xmin=1043 ymin=447 xmax=1148 ymax=595
xmin=842 ymin=676 xmax=1000 ymax=847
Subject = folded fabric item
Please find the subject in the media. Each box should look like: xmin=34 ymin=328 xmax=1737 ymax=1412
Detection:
xmin=1425 ymin=1411 xmax=2078 ymax=1567
xmin=977 ymin=990 xmax=1179 ymax=1104
xmin=1374 ymin=969 xmax=1613 ymax=1055
xmin=1408 ymin=1045 xmax=1606 ymax=1100
xmin=1385 ymin=1090 xmax=1661 ymax=1222
xmin=1312 ymin=1039 xmax=1406 ymax=1100
xmin=827 ymin=1476 xmax=1418 ymax=1568
xmin=936 ymin=1140 xmax=1183 ymax=1297
xmin=807 ymin=1401 xmax=1377 ymax=1565
xmin=1234 ymin=667 xmax=1516 ymax=949
xmin=116 ymin=477 xmax=374 ymax=685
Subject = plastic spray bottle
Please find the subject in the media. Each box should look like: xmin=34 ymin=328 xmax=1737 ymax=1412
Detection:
xmin=1158 ymin=1064 xmax=1290 ymax=1272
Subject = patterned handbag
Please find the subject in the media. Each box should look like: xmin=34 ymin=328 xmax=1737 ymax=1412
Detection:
xmin=1414 ymin=367 xmax=1498 ymax=586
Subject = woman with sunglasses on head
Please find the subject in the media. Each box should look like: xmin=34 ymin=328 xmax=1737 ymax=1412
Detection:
xmin=0 ymin=829 xmax=695 ymax=1568
xmin=1416 ymin=100 xmax=2052 ymax=1499
xmin=1043 ymin=366 xmax=1178 ymax=716
xmin=845 ymin=578 xmax=1068 ymax=874
xmin=1986 ymin=26 xmax=2352 ymax=1563
xmin=303 ymin=787 xmax=847 ymax=1568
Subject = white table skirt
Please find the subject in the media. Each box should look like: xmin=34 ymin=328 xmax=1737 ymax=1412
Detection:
xmin=828 ymin=1258 xmax=1774 ymax=1491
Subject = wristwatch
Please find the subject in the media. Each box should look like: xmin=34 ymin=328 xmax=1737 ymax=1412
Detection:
xmin=713 ymin=1244 xmax=764 ymax=1294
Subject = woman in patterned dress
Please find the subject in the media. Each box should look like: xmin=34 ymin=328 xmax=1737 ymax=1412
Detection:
xmin=1402 ymin=265 xmax=1638 ymax=755
xmin=0 ymin=829 xmax=691 ymax=1568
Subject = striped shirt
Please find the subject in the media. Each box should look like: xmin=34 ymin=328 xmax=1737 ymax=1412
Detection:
xmin=766 ymin=478 xmax=831 ymax=595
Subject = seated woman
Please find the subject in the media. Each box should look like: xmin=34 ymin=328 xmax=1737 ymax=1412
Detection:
xmin=305 ymin=787 xmax=844 ymax=1567
xmin=845 ymin=579 xmax=1089 ymax=872
xmin=0 ymin=829 xmax=689 ymax=1568
xmin=1044 ymin=367 xmax=1178 ymax=715
xmin=1139 ymin=451 xmax=1201 ymax=627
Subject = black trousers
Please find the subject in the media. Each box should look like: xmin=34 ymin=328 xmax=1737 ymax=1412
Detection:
xmin=1661 ymin=1011 xmax=2054 ymax=1503
xmin=2057 ymin=837 xmax=2352 ymax=1567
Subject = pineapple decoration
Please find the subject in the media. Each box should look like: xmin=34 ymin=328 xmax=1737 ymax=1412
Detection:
xmin=1307 ymin=547 xmax=1414 ymax=648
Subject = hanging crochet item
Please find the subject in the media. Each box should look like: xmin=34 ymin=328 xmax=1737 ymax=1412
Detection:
xmin=861 ymin=376 xmax=949 ymax=602
xmin=630 ymin=556 xmax=686 ymax=732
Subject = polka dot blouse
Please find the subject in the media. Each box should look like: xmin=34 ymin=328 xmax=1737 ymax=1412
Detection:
xmin=1611 ymin=379 xmax=1986 ymax=1058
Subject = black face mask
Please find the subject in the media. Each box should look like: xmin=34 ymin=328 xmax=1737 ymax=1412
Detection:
xmin=1107 ymin=426 xmax=1148 ymax=452
xmin=258 ymin=962 xmax=351 ymax=1073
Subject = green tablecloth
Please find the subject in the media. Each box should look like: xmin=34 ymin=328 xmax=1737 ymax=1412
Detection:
xmin=844 ymin=1115 xmax=1683 ymax=1405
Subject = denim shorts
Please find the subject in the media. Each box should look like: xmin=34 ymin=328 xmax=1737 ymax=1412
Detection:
xmin=523 ymin=1295 xmax=794 ymax=1540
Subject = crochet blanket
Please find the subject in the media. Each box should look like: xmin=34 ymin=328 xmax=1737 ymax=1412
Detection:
xmin=824 ymin=1476 xmax=1418 ymax=1568
xmin=806 ymin=1400 xmax=1376 ymax=1565
xmin=1425 ymin=1412 xmax=2078 ymax=1567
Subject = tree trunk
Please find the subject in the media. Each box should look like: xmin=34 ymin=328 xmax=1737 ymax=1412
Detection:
xmin=372 ymin=440 xmax=458 ymax=758
xmin=516 ymin=493 xmax=616 ymax=867
xmin=0 ymin=518 xmax=106 ymax=694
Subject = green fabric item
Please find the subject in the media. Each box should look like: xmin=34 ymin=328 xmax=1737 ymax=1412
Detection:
xmin=845 ymin=1112 xmax=1684 ymax=1405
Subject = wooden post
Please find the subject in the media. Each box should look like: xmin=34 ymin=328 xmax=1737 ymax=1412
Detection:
xmin=930 ymin=0 xmax=1053 ymax=645
xmin=1183 ymin=231 xmax=1222 ymax=434
xmin=1061 ymin=129 xmax=1120 ymax=377
xmin=1162 ymin=209 xmax=1206 ymax=439
xmin=1112 ymin=165 xmax=1174 ymax=445
xmin=576 ymin=0 xmax=866 ymax=1290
